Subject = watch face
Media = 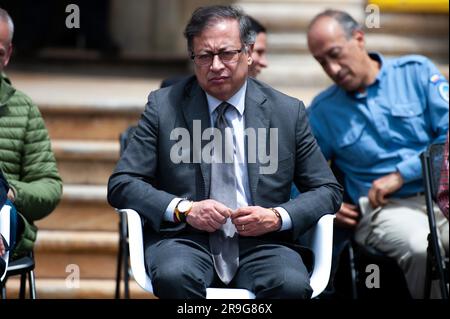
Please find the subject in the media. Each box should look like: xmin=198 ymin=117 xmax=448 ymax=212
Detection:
xmin=178 ymin=200 xmax=192 ymax=213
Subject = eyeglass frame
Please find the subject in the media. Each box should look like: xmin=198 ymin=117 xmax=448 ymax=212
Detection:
xmin=190 ymin=47 xmax=246 ymax=66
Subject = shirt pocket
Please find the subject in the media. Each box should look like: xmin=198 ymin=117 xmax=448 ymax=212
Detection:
xmin=388 ymin=102 xmax=428 ymax=144
xmin=335 ymin=121 xmax=376 ymax=165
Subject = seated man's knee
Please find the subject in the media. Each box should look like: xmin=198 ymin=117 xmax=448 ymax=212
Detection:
xmin=151 ymin=263 xmax=207 ymax=298
xmin=407 ymin=233 xmax=428 ymax=261
xmin=257 ymin=270 xmax=312 ymax=299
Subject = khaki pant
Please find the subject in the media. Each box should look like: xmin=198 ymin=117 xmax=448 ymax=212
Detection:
xmin=355 ymin=195 xmax=449 ymax=299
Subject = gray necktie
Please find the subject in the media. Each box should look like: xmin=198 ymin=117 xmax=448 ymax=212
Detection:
xmin=209 ymin=102 xmax=239 ymax=284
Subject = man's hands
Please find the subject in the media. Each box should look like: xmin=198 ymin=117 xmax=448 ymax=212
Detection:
xmin=368 ymin=172 xmax=403 ymax=208
xmin=335 ymin=203 xmax=360 ymax=228
xmin=0 ymin=237 xmax=5 ymax=257
xmin=186 ymin=199 xmax=230 ymax=232
xmin=232 ymin=206 xmax=281 ymax=236
xmin=185 ymin=201 xmax=280 ymax=236
xmin=7 ymin=188 xmax=15 ymax=202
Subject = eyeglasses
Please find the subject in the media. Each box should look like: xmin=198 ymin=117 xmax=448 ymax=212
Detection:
xmin=191 ymin=48 xmax=244 ymax=66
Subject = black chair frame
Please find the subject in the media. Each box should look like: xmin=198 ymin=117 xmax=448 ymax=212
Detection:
xmin=0 ymin=251 xmax=36 ymax=299
xmin=420 ymin=143 xmax=448 ymax=299
xmin=115 ymin=125 xmax=137 ymax=299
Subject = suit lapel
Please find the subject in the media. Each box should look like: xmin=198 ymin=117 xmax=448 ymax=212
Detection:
xmin=181 ymin=81 xmax=212 ymax=198
xmin=244 ymin=79 xmax=270 ymax=204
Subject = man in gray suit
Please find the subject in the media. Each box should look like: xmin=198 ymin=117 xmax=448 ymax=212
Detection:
xmin=108 ymin=5 xmax=342 ymax=299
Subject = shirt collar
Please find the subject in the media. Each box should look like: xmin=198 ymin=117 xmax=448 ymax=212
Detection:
xmin=351 ymin=52 xmax=385 ymax=100
xmin=206 ymin=80 xmax=247 ymax=116
xmin=369 ymin=52 xmax=386 ymax=83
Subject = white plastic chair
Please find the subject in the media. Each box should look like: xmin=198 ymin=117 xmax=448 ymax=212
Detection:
xmin=0 ymin=204 xmax=11 ymax=282
xmin=118 ymin=208 xmax=334 ymax=299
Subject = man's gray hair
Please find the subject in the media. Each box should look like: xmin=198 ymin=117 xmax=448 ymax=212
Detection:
xmin=308 ymin=9 xmax=362 ymax=39
xmin=184 ymin=5 xmax=255 ymax=54
xmin=0 ymin=8 xmax=14 ymax=43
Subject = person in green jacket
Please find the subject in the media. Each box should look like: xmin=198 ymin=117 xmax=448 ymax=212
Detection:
xmin=0 ymin=8 xmax=63 ymax=257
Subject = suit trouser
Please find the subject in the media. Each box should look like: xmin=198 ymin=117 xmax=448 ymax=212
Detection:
xmin=354 ymin=195 xmax=449 ymax=299
xmin=144 ymin=232 xmax=312 ymax=299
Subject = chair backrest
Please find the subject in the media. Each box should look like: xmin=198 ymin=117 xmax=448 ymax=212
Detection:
xmin=426 ymin=143 xmax=445 ymax=201
xmin=119 ymin=126 xmax=137 ymax=156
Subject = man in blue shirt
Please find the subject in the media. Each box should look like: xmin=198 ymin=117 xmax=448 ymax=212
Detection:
xmin=307 ymin=9 xmax=449 ymax=298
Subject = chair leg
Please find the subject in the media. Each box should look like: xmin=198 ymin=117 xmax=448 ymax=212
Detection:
xmin=29 ymin=270 xmax=36 ymax=299
xmin=348 ymin=243 xmax=358 ymax=299
xmin=438 ymin=266 xmax=449 ymax=299
xmin=115 ymin=217 xmax=124 ymax=299
xmin=424 ymin=236 xmax=433 ymax=299
xmin=422 ymin=152 xmax=449 ymax=299
xmin=119 ymin=212 xmax=130 ymax=299
xmin=19 ymin=273 xmax=26 ymax=299
xmin=1 ymin=281 xmax=6 ymax=299
xmin=123 ymin=241 xmax=130 ymax=299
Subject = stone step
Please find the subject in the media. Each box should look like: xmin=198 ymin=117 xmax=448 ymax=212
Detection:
xmin=239 ymin=0 xmax=362 ymax=31
xmin=267 ymin=32 xmax=448 ymax=61
xmin=240 ymin=1 xmax=448 ymax=35
xmin=53 ymin=140 xmax=119 ymax=185
xmin=365 ymin=33 xmax=448 ymax=61
xmin=4 ymin=278 xmax=155 ymax=299
xmin=41 ymin=104 xmax=141 ymax=141
xmin=375 ymin=12 xmax=449 ymax=36
xmin=34 ymin=230 xmax=118 ymax=279
xmin=35 ymin=185 xmax=118 ymax=232
xmin=9 ymin=72 xmax=154 ymax=140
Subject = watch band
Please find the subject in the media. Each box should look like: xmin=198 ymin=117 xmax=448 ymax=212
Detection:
xmin=174 ymin=200 xmax=192 ymax=223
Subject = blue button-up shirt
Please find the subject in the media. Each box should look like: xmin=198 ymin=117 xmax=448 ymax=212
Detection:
xmin=308 ymin=53 xmax=449 ymax=204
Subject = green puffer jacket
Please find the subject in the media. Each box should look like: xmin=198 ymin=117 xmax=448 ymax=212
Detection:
xmin=0 ymin=73 xmax=63 ymax=256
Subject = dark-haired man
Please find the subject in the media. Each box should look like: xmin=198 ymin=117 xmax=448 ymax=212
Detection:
xmin=109 ymin=5 xmax=342 ymax=299
xmin=307 ymin=9 xmax=449 ymax=298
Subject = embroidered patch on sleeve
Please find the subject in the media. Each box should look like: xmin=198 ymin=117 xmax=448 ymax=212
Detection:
xmin=438 ymin=82 xmax=449 ymax=103
xmin=430 ymin=74 xmax=442 ymax=84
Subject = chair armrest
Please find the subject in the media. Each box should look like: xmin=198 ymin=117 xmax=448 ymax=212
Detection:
xmin=309 ymin=214 xmax=335 ymax=298
xmin=116 ymin=208 xmax=154 ymax=293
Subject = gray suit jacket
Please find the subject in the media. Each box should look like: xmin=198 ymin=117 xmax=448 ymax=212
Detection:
xmin=108 ymin=76 xmax=342 ymax=244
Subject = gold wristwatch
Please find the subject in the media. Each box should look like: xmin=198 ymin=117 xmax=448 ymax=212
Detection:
xmin=174 ymin=199 xmax=193 ymax=223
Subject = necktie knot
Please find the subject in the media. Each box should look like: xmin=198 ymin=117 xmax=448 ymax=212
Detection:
xmin=217 ymin=101 xmax=231 ymax=116
xmin=215 ymin=102 xmax=233 ymax=128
